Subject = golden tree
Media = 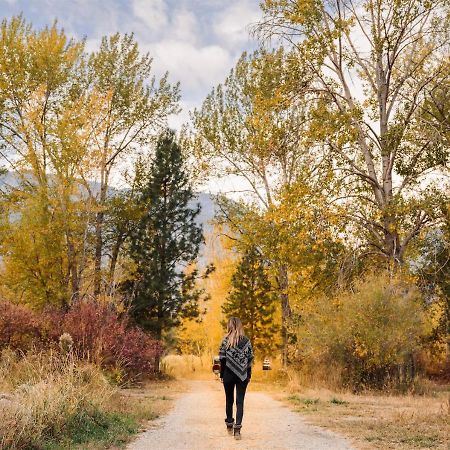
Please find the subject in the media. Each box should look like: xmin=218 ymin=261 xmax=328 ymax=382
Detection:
xmin=256 ymin=0 xmax=450 ymax=264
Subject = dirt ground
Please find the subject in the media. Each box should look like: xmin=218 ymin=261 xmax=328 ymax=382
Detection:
xmin=127 ymin=380 xmax=355 ymax=450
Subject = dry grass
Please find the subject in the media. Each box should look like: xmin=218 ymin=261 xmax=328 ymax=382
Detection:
xmin=0 ymin=349 xmax=181 ymax=449
xmin=161 ymin=353 xmax=286 ymax=383
xmin=281 ymin=381 xmax=449 ymax=449
xmin=161 ymin=354 xmax=214 ymax=379
xmin=0 ymin=349 xmax=114 ymax=449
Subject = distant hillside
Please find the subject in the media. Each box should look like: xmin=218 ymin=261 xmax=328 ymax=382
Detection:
xmin=191 ymin=192 xmax=217 ymax=232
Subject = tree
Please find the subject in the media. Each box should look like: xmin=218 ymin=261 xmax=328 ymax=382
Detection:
xmin=124 ymin=131 xmax=212 ymax=339
xmin=0 ymin=17 xmax=180 ymax=308
xmin=411 ymin=200 xmax=450 ymax=359
xmin=190 ymin=49 xmax=325 ymax=363
xmin=87 ymin=33 xmax=180 ymax=296
xmin=222 ymin=247 xmax=279 ymax=357
xmin=295 ymin=273 xmax=427 ymax=389
xmin=256 ymin=0 xmax=450 ymax=264
xmin=176 ymin=229 xmax=236 ymax=357
xmin=0 ymin=16 xmax=103 ymax=307
xmin=103 ymin=156 xmax=150 ymax=298
xmin=213 ymin=181 xmax=344 ymax=362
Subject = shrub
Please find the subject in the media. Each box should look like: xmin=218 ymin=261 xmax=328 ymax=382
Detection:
xmin=62 ymin=301 xmax=163 ymax=379
xmin=63 ymin=301 xmax=125 ymax=363
xmin=0 ymin=301 xmax=42 ymax=351
xmin=295 ymin=273 xmax=427 ymax=389
xmin=115 ymin=327 xmax=163 ymax=376
xmin=0 ymin=300 xmax=163 ymax=379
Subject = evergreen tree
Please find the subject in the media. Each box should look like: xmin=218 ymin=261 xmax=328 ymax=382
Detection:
xmin=222 ymin=247 xmax=279 ymax=357
xmin=125 ymin=131 xmax=211 ymax=339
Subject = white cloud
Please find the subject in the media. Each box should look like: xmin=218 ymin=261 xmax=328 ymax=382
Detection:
xmin=213 ymin=0 xmax=260 ymax=48
xmin=12 ymin=0 xmax=258 ymax=131
xmin=132 ymin=0 xmax=168 ymax=34
xmin=171 ymin=8 xmax=198 ymax=44
xmin=149 ymin=40 xmax=232 ymax=94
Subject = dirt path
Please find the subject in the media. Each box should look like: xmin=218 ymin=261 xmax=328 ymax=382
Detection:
xmin=127 ymin=380 xmax=355 ymax=450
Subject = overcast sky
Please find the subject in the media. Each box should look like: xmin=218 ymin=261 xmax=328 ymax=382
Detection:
xmin=1 ymin=0 xmax=261 ymax=130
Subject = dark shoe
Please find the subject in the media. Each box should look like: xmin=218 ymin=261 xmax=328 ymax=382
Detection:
xmin=225 ymin=418 xmax=234 ymax=435
xmin=233 ymin=424 xmax=242 ymax=440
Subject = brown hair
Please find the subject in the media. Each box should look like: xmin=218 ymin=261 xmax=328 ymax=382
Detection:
xmin=226 ymin=317 xmax=245 ymax=349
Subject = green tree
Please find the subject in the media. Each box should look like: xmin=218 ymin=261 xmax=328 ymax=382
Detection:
xmin=222 ymin=247 xmax=279 ymax=357
xmin=125 ymin=131 xmax=212 ymax=339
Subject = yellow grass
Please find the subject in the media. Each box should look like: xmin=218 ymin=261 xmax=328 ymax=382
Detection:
xmin=161 ymin=352 xmax=285 ymax=382
xmin=0 ymin=349 xmax=113 ymax=449
xmin=281 ymin=380 xmax=449 ymax=449
xmin=161 ymin=354 xmax=215 ymax=379
xmin=0 ymin=349 xmax=183 ymax=449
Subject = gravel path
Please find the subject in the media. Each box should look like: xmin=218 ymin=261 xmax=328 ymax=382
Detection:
xmin=127 ymin=380 xmax=355 ymax=450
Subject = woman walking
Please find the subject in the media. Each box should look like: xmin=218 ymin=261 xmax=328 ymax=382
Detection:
xmin=218 ymin=317 xmax=254 ymax=440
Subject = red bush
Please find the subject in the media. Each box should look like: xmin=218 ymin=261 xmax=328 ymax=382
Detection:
xmin=62 ymin=301 xmax=163 ymax=378
xmin=0 ymin=301 xmax=42 ymax=351
xmin=63 ymin=301 xmax=123 ymax=361
xmin=0 ymin=300 xmax=163 ymax=379
xmin=40 ymin=307 xmax=65 ymax=343
xmin=114 ymin=327 xmax=163 ymax=375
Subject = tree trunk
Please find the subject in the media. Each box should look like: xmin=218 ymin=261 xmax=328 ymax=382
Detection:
xmin=383 ymin=213 xmax=402 ymax=263
xmin=154 ymin=313 xmax=163 ymax=373
xmin=94 ymin=210 xmax=104 ymax=296
xmin=94 ymin=169 xmax=108 ymax=297
xmin=67 ymin=237 xmax=80 ymax=303
xmin=277 ymin=264 xmax=291 ymax=367
xmin=107 ymin=233 xmax=125 ymax=295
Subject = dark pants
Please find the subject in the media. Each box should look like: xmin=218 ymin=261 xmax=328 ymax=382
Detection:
xmin=223 ymin=367 xmax=248 ymax=426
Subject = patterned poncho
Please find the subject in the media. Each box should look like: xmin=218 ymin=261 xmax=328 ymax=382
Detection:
xmin=219 ymin=335 xmax=254 ymax=382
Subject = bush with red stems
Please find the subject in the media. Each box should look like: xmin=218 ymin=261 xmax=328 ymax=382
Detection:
xmin=0 ymin=301 xmax=42 ymax=351
xmin=0 ymin=300 xmax=163 ymax=379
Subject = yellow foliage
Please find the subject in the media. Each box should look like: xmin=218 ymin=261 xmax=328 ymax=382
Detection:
xmin=294 ymin=272 xmax=430 ymax=389
xmin=177 ymin=229 xmax=237 ymax=357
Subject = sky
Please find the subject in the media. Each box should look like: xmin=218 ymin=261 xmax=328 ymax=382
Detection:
xmin=0 ymin=0 xmax=261 ymax=130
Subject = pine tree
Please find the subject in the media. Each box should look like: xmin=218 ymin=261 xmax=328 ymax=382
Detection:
xmin=125 ymin=131 xmax=211 ymax=339
xmin=222 ymin=247 xmax=279 ymax=357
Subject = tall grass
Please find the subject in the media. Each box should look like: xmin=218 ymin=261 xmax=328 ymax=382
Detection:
xmin=161 ymin=353 xmax=286 ymax=386
xmin=0 ymin=349 xmax=114 ymax=449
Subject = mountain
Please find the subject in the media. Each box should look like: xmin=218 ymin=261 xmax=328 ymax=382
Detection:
xmin=191 ymin=192 xmax=217 ymax=232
